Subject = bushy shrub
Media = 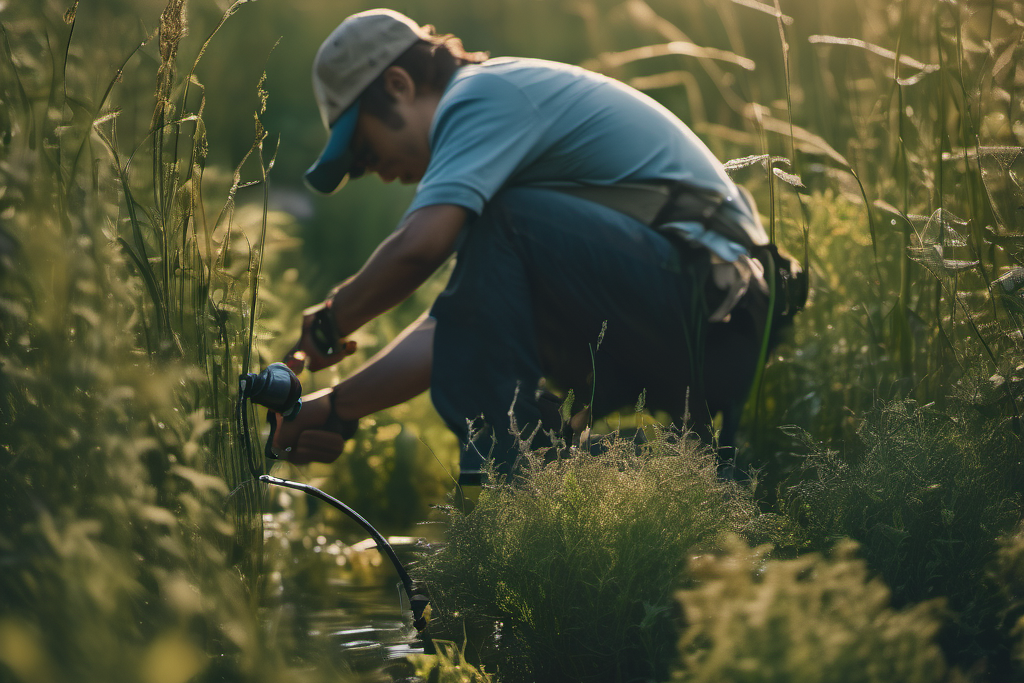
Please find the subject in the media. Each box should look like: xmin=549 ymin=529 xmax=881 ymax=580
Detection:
xmin=674 ymin=536 xmax=947 ymax=683
xmin=784 ymin=397 xmax=1024 ymax=673
xmin=415 ymin=426 xmax=772 ymax=683
xmin=995 ymin=525 xmax=1024 ymax=675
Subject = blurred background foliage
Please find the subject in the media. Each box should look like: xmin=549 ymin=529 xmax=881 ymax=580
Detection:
xmin=2 ymin=0 xmax=1024 ymax=681
xmin=675 ymin=536 xmax=949 ymax=683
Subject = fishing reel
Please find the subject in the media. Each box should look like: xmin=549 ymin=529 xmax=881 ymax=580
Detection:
xmin=239 ymin=362 xmax=304 ymax=461
xmin=240 ymin=362 xmax=304 ymax=419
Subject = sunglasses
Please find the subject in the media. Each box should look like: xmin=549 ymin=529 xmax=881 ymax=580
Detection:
xmin=348 ymin=133 xmax=378 ymax=179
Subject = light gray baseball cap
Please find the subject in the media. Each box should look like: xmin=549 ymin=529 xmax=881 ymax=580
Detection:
xmin=305 ymin=9 xmax=429 ymax=194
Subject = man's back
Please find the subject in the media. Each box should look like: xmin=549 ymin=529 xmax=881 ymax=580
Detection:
xmin=409 ymin=57 xmax=743 ymax=219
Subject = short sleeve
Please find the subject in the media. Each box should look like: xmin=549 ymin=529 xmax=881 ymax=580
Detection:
xmin=407 ymin=73 xmax=547 ymax=216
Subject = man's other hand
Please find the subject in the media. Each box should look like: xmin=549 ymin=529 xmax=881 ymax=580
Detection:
xmin=270 ymin=388 xmax=351 ymax=464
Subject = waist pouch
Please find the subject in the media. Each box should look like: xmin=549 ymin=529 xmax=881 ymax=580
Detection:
xmin=547 ymin=180 xmax=808 ymax=329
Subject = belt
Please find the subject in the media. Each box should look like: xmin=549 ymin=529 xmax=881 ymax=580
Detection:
xmin=540 ymin=180 xmax=769 ymax=252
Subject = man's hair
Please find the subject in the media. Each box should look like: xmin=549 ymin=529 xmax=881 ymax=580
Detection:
xmin=361 ymin=30 xmax=488 ymax=129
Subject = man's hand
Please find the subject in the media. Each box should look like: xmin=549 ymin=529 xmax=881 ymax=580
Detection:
xmin=284 ymin=302 xmax=358 ymax=373
xmin=270 ymin=388 xmax=351 ymax=464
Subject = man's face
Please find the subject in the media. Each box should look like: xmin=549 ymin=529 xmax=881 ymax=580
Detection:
xmin=350 ymin=109 xmax=429 ymax=184
xmin=349 ymin=67 xmax=437 ymax=184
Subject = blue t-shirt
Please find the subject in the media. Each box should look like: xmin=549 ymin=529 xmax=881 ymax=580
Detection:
xmin=407 ymin=58 xmax=757 ymax=259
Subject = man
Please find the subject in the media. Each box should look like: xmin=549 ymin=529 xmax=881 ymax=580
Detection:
xmin=272 ymin=9 xmax=797 ymax=482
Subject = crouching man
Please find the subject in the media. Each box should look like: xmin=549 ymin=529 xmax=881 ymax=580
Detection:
xmin=271 ymin=9 xmax=802 ymax=482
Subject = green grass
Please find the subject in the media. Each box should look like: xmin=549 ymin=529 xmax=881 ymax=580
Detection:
xmin=0 ymin=2 xmax=341 ymax=681
xmin=675 ymin=536 xmax=947 ymax=683
xmin=4 ymin=0 xmax=1024 ymax=681
xmin=782 ymin=397 xmax=1023 ymax=673
xmin=414 ymin=426 xmax=783 ymax=683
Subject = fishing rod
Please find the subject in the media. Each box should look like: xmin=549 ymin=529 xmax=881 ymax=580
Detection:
xmin=237 ymin=362 xmax=428 ymax=631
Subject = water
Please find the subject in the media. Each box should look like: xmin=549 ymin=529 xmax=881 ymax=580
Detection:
xmin=311 ymin=581 xmax=425 ymax=679
xmin=263 ymin=510 xmax=431 ymax=680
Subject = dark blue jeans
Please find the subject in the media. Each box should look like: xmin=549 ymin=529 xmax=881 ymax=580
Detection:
xmin=430 ymin=187 xmax=722 ymax=478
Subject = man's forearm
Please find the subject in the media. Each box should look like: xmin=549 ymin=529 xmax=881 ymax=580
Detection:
xmin=327 ymin=204 xmax=467 ymax=337
xmin=329 ymin=238 xmax=442 ymax=336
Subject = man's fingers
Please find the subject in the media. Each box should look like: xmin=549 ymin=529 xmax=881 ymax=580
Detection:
xmin=266 ymin=383 xmax=355 ymax=464
xmin=284 ymin=346 xmax=307 ymax=373
xmin=298 ymin=429 xmax=348 ymax=451
xmin=287 ymin=429 xmax=348 ymax=464
xmin=303 ymin=339 xmax=358 ymax=372
xmin=305 ymin=349 xmax=343 ymax=372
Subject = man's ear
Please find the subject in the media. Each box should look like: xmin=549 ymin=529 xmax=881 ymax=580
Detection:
xmin=383 ymin=66 xmax=416 ymax=102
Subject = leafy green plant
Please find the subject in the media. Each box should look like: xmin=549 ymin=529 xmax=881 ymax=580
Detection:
xmin=674 ymin=536 xmax=947 ymax=683
xmin=415 ymin=425 xmax=779 ymax=683
xmin=783 ymin=396 xmax=1024 ymax=675
xmin=0 ymin=1 xmax=349 ymax=681
xmin=409 ymin=639 xmax=496 ymax=683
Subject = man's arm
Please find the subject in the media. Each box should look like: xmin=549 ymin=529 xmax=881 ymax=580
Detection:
xmin=271 ymin=312 xmax=436 ymax=463
xmin=293 ymin=204 xmax=466 ymax=370
xmin=330 ymin=204 xmax=467 ymax=337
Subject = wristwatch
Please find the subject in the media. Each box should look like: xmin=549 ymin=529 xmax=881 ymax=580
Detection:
xmin=324 ymin=389 xmax=359 ymax=440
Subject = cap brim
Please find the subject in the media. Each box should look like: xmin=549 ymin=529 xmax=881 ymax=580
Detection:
xmin=304 ymin=103 xmax=361 ymax=194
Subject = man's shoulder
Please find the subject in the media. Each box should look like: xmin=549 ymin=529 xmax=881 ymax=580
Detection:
xmin=464 ymin=56 xmax=585 ymax=76
xmin=447 ymin=57 xmax=602 ymax=97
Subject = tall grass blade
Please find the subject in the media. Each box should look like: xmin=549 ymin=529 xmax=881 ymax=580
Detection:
xmin=809 ymin=34 xmax=940 ymax=85
xmin=591 ymin=41 xmax=756 ymax=71
xmin=727 ymin=0 xmax=793 ymax=25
